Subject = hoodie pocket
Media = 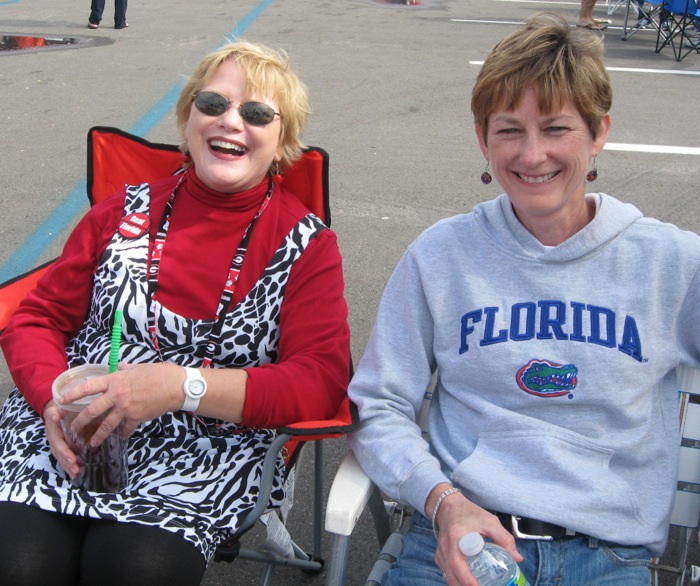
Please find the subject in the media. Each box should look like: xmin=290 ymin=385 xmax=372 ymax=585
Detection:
xmin=452 ymin=429 xmax=643 ymax=530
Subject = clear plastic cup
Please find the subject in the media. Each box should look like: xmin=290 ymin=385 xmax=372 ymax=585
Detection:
xmin=52 ymin=364 xmax=128 ymax=493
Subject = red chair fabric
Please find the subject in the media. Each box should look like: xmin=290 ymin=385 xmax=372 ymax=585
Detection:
xmin=87 ymin=126 xmax=331 ymax=224
xmin=0 ymin=261 xmax=53 ymax=333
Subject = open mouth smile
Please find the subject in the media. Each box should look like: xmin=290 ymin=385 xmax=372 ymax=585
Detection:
xmin=209 ymin=139 xmax=247 ymax=156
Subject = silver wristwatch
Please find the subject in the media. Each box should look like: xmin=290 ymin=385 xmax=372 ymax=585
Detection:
xmin=181 ymin=367 xmax=207 ymax=412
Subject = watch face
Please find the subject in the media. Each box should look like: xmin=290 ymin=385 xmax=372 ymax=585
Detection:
xmin=188 ymin=379 xmax=207 ymax=398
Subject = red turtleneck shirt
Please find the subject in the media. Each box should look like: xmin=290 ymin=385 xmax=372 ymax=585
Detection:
xmin=1 ymin=168 xmax=350 ymax=428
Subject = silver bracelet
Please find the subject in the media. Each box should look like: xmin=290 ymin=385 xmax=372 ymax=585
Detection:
xmin=431 ymin=486 xmax=461 ymax=538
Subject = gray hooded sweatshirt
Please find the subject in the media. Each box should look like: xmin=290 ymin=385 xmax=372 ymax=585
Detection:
xmin=348 ymin=193 xmax=700 ymax=556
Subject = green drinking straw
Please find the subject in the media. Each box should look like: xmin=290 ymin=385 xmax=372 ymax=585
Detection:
xmin=109 ymin=310 xmax=124 ymax=373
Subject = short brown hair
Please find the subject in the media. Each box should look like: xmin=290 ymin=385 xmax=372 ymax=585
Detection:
xmin=471 ymin=12 xmax=612 ymax=141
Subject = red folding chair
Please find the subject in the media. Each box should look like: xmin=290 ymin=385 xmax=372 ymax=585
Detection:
xmin=0 ymin=126 xmax=356 ymax=584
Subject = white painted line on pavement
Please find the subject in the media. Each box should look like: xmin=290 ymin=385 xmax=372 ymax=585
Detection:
xmin=469 ymin=61 xmax=700 ymax=75
xmin=606 ymin=66 xmax=700 ymax=75
xmin=605 ymin=143 xmax=700 ymax=155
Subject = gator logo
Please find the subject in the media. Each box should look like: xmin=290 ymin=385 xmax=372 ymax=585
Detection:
xmin=516 ymin=359 xmax=578 ymax=397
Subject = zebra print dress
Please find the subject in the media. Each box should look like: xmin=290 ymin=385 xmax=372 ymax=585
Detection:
xmin=0 ymin=182 xmax=326 ymax=561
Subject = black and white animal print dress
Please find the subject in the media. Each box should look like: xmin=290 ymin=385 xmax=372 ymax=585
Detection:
xmin=0 ymin=182 xmax=326 ymax=561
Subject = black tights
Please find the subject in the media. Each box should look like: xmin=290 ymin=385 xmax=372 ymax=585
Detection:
xmin=0 ymin=502 xmax=207 ymax=586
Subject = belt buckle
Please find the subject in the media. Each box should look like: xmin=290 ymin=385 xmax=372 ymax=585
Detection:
xmin=510 ymin=515 xmax=554 ymax=541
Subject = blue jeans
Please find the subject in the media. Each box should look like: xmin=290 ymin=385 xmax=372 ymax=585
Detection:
xmin=382 ymin=513 xmax=651 ymax=586
xmin=89 ymin=0 xmax=128 ymax=28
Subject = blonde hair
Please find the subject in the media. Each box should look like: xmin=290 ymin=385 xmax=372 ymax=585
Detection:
xmin=175 ymin=40 xmax=310 ymax=170
xmin=471 ymin=12 xmax=612 ymax=141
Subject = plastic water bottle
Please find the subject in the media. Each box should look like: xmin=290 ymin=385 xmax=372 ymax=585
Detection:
xmin=458 ymin=532 xmax=529 ymax=586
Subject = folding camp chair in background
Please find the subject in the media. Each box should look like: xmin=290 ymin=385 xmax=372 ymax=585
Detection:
xmin=607 ymin=0 xmax=633 ymax=16
xmin=655 ymin=0 xmax=700 ymax=60
xmin=0 ymin=127 xmax=357 ymax=585
xmin=620 ymin=0 xmax=669 ymax=41
xmin=324 ymin=368 xmax=700 ymax=586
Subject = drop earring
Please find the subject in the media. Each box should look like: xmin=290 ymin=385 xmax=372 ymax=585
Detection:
xmin=586 ymin=157 xmax=598 ymax=183
xmin=270 ymin=161 xmax=282 ymax=185
xmin=481 ymin=161 xmax=492 ymax=185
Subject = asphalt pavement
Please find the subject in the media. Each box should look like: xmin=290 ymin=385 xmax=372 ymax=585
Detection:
xmin=1 ymin=0 xmax=699 ymax=584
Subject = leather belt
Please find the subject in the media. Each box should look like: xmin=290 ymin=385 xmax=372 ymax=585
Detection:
xmin=495 ymin=512 xmax=578 ymax=540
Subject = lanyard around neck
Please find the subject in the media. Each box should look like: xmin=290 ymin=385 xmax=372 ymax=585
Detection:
xmin=146 ymin=176 xmax=274 ymax=367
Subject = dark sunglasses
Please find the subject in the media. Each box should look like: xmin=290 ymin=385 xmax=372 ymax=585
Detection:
xmin=192 ymin=91 xmax=281 ymax=126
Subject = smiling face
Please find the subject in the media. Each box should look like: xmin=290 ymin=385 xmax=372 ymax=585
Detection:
xmin=184 ymin=59 xmax=283 ymax=193
xmin=476 ymin=88 xmax=610 ymax=245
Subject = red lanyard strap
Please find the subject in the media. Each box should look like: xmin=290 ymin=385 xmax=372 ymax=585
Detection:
xmin=146 ymin=177 xmax=274 ymax=367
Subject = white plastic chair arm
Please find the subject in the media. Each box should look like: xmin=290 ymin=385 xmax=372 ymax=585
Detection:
xmin=325 ymin=450 xmax=375 ymax=536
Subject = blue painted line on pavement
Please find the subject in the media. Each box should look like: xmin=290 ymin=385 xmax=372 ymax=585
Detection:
xmin=0 ymin=0 xmax=274 ymax=282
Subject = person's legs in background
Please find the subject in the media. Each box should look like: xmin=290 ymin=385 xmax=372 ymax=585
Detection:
xmin=635 ymin=1 xmax=652 ymax=27
xmin=88 ymin=0 xmax=105 ymax=28
xmin=577 ymin=0 xmax=608 ymax=30
xmin=113 ymin=0 xmax=128 ymax=29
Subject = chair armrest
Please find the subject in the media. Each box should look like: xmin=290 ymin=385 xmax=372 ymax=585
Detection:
xmin=277 ymin=396 xmax=358 ymax=439
xmin=0 ymin=260 xmax=55 ymax=332
xmin=325 ymin=450 xmax=375 ymax=536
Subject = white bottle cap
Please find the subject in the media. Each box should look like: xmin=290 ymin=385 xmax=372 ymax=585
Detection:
xmin=458 ymin=532 xmax=485 ymax=557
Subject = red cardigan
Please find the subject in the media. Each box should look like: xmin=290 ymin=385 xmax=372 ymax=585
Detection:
xmin=1 ymin=168 xmax=351 ymax=428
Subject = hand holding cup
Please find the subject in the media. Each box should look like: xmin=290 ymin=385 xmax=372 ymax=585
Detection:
xmin=52 ymin=364 xmax=128 ymax=493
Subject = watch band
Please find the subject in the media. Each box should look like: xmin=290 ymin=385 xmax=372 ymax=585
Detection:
xmin=182 ymin=366 xmax=207 ymax=412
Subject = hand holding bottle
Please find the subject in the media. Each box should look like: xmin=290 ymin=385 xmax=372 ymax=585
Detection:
xmin=459 ymin=532 xmax=529 ymax=586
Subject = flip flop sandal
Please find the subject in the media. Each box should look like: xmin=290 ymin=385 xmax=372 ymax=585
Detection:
xmin=576 ymin=22 xmax=608 ymax=30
